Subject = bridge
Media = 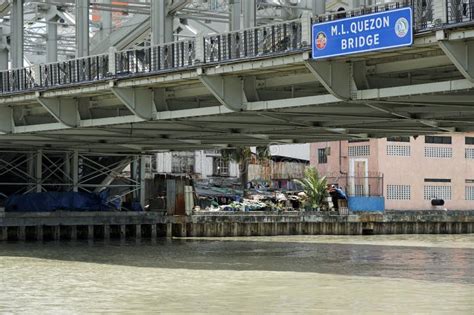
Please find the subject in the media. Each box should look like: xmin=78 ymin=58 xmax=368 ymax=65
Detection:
xmin=0 ymin=0 xmax=473 ymax=206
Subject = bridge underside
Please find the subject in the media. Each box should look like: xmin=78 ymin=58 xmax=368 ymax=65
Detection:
xmin=1 ymin=30 xmax=474 ymax=152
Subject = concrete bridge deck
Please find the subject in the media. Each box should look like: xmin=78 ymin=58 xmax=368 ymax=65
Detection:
xmin=0 ymin=3 xmax=474 ymax=152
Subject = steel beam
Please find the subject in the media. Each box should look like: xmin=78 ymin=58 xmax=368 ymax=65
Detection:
xmin=111 ymin=87 xmax=154 ymax=120
xmin=243 ymin=0 xmax=256 ymax=29
xmin=439 ymin=40 xmax=474 ymax=83
xmin=36 ymin=96 xmax=79 ymax=127
xmin=47 ymin=16 xmax=58 ymax=63
xmin=229 ymin=0 xmax=241 ymax=31
xmin=151 ymin=0 xmax=173 ymax=45
xmin=75 ymin=0 xmax=90 ymax=57
xmin=11 ymin=0 xmax=23 ymax=68
xmin=0 ymin=27 xmax=8 ymax=70
xmin=199 ymin=74 xmax=245 ymax=111
xmin=36 ymin=150 xmax=42 ymax=193
xmin=305 ymin=60 xmax=352 ymax=100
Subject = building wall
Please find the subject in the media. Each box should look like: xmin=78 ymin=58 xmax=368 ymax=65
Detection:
xmin=310 ymin=133 xmax=474 ymax=210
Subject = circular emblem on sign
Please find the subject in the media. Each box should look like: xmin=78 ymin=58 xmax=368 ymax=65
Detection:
xmin=395 ymin=17 xmax=409 ymax=38
xmin=316 ymin=31 xmax=327 ymax=50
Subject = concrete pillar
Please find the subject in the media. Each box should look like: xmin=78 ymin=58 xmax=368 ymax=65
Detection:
xmin=1 ymin=226 xmax=8 ymax=241
xmin=0 ymin=27 xmax=8 ymax=70
xmin=139 ymin=155 xmax=146 ymax=209
xmin=233 ymin=222 xmax=239 ymax=236
xmin=151 ymin=224 xmax=157 ymax=239
xmin=47 ymin=16 xmax=58 ymax=63
xmin=229 ymin=0 xmax=241 ymax=31
xmin=180 ymin=223 xmax=187 ymax=237
xmin=166 ymin=223 xmax=173 ymax=238
xmin=87 ymin=225 xmax=94 ymax=240
xmin=70 ymin=225 xmax=77 ymax=240
xmin=243 ymin=0 xmax=256 ymax=29
xmin=151 ymin=0 xmax=173 ymax=45
xmin=18 ymin=226 xmax=26 ymax=241
xmin=312 ymin=0 xmax=326 ymax=16
xmin=135 ymin=225 xmax=142 ymax=239
xmin=76 ymin=0 xmax=90 ymax=57
xmin=11 ymin=0 xmax=23 ymax=68
xmin=296 ymin=223 xmax=302 ymax=235
xmin=36 ymin=226 xmax=43 ymax=241
xmin=120 ymin=225 xmax=126 ymax=239
xmin=72 ymin=150 xmax=79 ymax=192
xmin=36 ymin=150 xmax=43 ymax=193
xmin=53 ymin=226 xmax=60 ymax=241
xmin=104 ymin=224 xmax=110 ymax=240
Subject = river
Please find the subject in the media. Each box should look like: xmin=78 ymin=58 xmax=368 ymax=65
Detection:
xmin=1 ymin=235 xmax=473 ymax=314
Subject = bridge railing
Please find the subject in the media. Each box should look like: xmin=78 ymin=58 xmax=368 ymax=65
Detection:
xmin=0 ymin=66 xmax=36 ymax=93
xmin=446 ymin=0 xmax=474 ymax=25
xmin=115 ymin=39 xmax=196 ymax=75
xmin=38 ymin=53 xmax=109 ymax=87
xmin=203 ymin=19 xmax=303 ymax=63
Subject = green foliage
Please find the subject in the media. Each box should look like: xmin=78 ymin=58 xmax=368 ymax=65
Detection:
xmin=295 ymin=167 xmax=328 ymax=209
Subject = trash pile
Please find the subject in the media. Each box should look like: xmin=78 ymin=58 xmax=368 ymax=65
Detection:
xmin=193 ymin=178 xmax=304 ymax=212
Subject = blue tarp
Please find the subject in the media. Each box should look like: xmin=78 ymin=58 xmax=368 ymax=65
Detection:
xmin=5 ymin=191 xmax=114 ymax=212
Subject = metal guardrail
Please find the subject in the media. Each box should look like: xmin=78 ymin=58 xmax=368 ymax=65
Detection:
xmin=447 ymin=0 xmax=474 ymax=24
xmin=0 ymin=1 xmax=472 ymax=95
xmin=203 ymin=19 xmax=303 ymax=63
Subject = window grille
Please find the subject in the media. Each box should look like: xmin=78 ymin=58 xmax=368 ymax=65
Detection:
xmin=424 ymin=185 xmax=452 ymax=200
xmin=318 ymin=148 xmax=327 ymax=164
xmin=424 ymin=147 xmax=452 ymax=158
xmin=387 ymin=145 xmax=410 ymax=156
xmin=466 ymin=186 xmax=474 ymax=201
xmin=348 ymin=145 xmax=370 ymax=157
xmin=387 ymin=185 xmax=411 ymax=200
xmin=466 ymin=148 xmax=474 ymax=159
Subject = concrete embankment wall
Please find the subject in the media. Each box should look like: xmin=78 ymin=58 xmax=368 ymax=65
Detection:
xmin=0 ymin=211 xmax=473 ymax=241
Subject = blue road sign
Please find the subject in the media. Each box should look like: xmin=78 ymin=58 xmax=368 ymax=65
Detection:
xmin=312 ymin=7 xmax=413 ymax=60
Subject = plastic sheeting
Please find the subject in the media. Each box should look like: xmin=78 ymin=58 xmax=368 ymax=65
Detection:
xmin=5 ymin=191 xmax=114 ymax=212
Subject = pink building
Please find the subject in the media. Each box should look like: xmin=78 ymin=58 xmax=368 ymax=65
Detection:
xmin=310 ymin=133 xmax=474 ymax=210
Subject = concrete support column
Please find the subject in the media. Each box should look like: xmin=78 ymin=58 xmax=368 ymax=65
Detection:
xmin=53 ymin=226 xmax=60 ymax=241
xmin=135 ymin=225 xmax=141 ymax=239
xmin=229 ymin=0 xmax=241 ymax=31
xmin=87 ymin=225 xmax=94 ymax=240
xmin=36 ymin=226 xmax=43 ymax=241
xmin=233 ymin=222 xmax=239 ymax=236
xmin=11 ymin=0 xmax=24 ymax=68
xmin=151 ymin=0 xmax=173 ymax=45
xmin=312 ymin=0 xmax=326 ymax=16
xmin=72 ymin=150 xmax=79 ymax=192
xmin=70 ymin=225 xmax=77 ymax=241
xmin=0 ymin=27 xmax=8 ymax=70
xmin=18 ymin=226 xmax=26 ymax=241
xmin=167 ymin=223 xmax=173 ymax=238
xmin=139 ymin=155 xmax=146 ymax=209
xmin=75 ymin=0 xmax=90 ymax=57
xmin=104 ymin=224 xmax=110 ymax=240
xmin=36 ymin=150 xmax=43 ymax=193
xmin=47 ymin=16 xmax=58 ymax=63
xmin=151 ymin=224 xmax=157 ymax=239
xmin=120 ymin=225 xmax=126 ymax=240
xmin=243 ymin=0 xmax=256 ymax=29
xmin=1 ymin=227 xmax=7 ymax=241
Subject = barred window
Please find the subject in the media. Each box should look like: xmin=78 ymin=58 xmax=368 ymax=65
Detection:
xmin=466 ymin=186 xmax=474 ymax=201
xmin=424 ymin=147 xmax=453 ymax=158
xmin=318 ymin=148 xmax=327 ymax=164
xmin=466 ymin=137 xmax=474 ymax=145
xmin=348 ymin=145 xmax=370 ymax=157
xmin=387 ymin=185 xmax=411 ymax=200
xmin=387 ymin=145 xmax=411 ymax=156
xmin=425 ymin=136 xmax=452 ymax=144
xmin=387 ymin=136 xmax=410 ymax=142
xmin=212 ymin=157 xmax=229 ymax=176
xmin=424 ymin=185 xmax=452 ymax=200
xmin=466 ymin=148 xmax=474 ymax=159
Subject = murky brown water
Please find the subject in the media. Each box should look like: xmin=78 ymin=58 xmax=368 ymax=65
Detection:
xmin=1 ymin=235 xmax=473 ymax=314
